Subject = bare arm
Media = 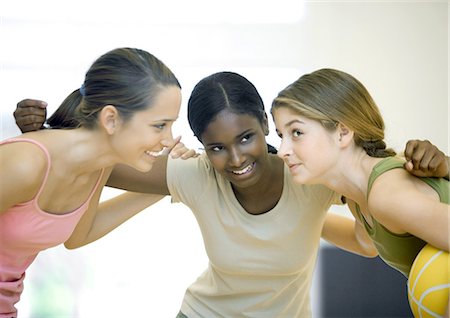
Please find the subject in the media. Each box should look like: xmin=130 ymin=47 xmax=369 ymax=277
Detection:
xmin=321 ymin=210 xmax=378 ymax=258
xmin=107 ymin=157 xmax=171 ymax=194
xmin=65 ymin=186 xmax=165 ymax=249
xmin=369 ymin=169 xmax=449 ymax=251
xmin=63 ymin=140 xmax=198 ymax=248
xmin=107 ymin=134 xmax=200 ymax=194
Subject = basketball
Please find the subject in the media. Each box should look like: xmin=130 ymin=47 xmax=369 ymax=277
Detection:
xmin=407 ymin=244 xmax=449 ymax=317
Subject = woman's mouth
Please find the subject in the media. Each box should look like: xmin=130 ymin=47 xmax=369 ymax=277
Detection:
xmin=231 ymin=163 xmax=255 ymax=175
xmin=287 ymin=162 xmax=302 ymax=171
xmin=145 ymin=149 xmax=164 ymax=158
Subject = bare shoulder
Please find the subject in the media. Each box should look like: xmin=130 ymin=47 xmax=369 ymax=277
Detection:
xmin=370 ymin=167 xmax=435 ymax=201
xmin=367 ymin=167 xmax=434 ymax=225
xmin=1 ymin=141 xmax=48 ymax=198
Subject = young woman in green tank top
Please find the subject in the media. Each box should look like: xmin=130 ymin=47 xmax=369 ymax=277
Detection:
xmin=271 ymin=68 xmax=449 ymax=316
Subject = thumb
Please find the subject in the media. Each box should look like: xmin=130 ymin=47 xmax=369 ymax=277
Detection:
xmin=404 ymin=161 xmax=413 ymax=172
xmin=404 ymin=160 xmax=427 ymax=178
xmin=161 ymin=136 xmax=182 ymax=155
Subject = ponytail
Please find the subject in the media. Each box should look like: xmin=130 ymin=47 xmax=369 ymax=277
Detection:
xmin=46 ymin=89 xmax=82 ymax=129
xmin=357 ymin=139 xmax=396 ymax=158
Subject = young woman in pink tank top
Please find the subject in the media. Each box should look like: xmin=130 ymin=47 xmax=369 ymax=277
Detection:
xmin=0 ymin=47 xmax=189 ymax=318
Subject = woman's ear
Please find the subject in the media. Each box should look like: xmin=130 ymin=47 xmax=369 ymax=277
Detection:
xmin=262 ymin=112 xmax=270 ymax=136
xmin=99 ymin=105 xmax=120 ymax=135
xmin=337 ymin=122 xmax=354 ymax=147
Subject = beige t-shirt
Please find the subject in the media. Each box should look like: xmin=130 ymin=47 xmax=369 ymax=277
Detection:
xmin=167 ymin=154 xmax=340 ymax=318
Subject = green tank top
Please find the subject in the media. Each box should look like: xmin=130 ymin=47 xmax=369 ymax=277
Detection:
xmin=354 ymin=156 xmax=449 ymax=277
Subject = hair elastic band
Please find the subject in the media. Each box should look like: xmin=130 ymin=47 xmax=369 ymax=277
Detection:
xmin=80 ymin=84 xmax=86 ymax=96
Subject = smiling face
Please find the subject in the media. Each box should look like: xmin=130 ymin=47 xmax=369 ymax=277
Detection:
xmin=201 ymin=110 xmax=271 ymax=189
xmin=273 ymin=107 xmax=339 ymax=185
xmin=111 ymin=85 xmax=181 ymax=172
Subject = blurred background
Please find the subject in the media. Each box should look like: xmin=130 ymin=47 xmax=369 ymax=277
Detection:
xmin=1 ymin=0 xmax=448 ymax=317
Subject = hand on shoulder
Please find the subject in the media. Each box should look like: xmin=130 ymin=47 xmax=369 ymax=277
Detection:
xmin=404 ymin=139 xmax=449 ymax=179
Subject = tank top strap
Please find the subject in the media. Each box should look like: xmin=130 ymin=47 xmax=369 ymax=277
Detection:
xmin=1 ymin=137 xmax=52 ymax=199
xmin=367 ymin=157 xmax=405 ymax=196
xmin=423 ymin=177 xmax=449 ymax=203
xmin=354 ymin=157 xmax=406 ymax=229
xmin=85 ymin=168 xmax=105 ymax=203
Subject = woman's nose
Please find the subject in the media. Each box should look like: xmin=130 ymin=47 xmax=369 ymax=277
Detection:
xmin=164 ymin=128 xmax=174 ymax=141
xmin=277 ymin=138 xmax=290 ymax=159
xmin=229 ymin=146 xmax=245 ymax=167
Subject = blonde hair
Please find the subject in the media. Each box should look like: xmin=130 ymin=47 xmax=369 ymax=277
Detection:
xmin=271 ymin=68 xmax=395 ymax=157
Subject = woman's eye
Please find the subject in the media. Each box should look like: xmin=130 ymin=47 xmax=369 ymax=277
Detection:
xmin=153 ymin=123 xmax=166 ymax=130
xmin=211 ymin=146 xmax=222 ymax=152
xmin=292 ymin=129 xmax=302 ymax=138
xmin=241 ymin=133 xmax=253 ymax=143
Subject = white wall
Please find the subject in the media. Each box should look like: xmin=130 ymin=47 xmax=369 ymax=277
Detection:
xmin=1 ymin=1 xmax=448 ymax=317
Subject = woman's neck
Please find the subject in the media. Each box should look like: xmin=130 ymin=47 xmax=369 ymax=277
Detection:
xmin=43 ymin=128 xmax=118 ymax=176
xmin=321 ymin=149 xmax=383 ymax=206
xmin=232 ymin=154 xmax=284 ymax=215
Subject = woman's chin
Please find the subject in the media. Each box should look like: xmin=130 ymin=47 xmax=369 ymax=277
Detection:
xmin=292 ymin=174 xmax=314 ymax=185
xmin=131 ymin=162 xmax=154 ymax=173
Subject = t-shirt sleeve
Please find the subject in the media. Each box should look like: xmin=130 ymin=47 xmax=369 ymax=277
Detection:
xmin=166 ymin=153 xmax=212 ymax=206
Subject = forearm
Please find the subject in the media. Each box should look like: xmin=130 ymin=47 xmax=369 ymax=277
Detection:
xmin=107 ymin=160 xmax=170 ymax=194
xmin=65 ymin=192 xmax=165 ymax=249
xmin=321 ymin=213 xmax=378 ymax=258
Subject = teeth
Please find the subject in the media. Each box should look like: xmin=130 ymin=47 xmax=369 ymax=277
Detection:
xmin=145 ymin=149 xmax=164 ymax=157
xmin=232 ymin=164 xmax=253 ymax=175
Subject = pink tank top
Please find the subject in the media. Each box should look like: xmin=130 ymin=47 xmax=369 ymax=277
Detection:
xmin=0 ymin=138 xmax=104 ymax=317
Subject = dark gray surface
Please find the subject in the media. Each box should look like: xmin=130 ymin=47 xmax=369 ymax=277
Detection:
xmin=318 ymin=246 xmax=413 ymax=318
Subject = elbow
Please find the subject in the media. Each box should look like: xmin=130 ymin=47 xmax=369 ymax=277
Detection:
xmin=355 ymin=233 xmax=378 ymax=258
xmin=64 ymin=240 xmax=84 ymax=250
xmin=354 ymin=249 xmax=378 ymax=258
xmin=350 ymin=240 xmax=378 ymax=258
xmin=64 ymin=242 xmax=77 ymax=250
xmin=362 ymin=249 xmax=379 ymax=258
xmin=358 ymin=245 xmax=379 ymax=258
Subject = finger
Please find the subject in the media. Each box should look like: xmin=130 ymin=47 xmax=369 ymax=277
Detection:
xmin=161 ymin=136 xmax=182 ymax=154
xmin=169 ymin=143 xmax=188 ymax=159
xmin=14 ymin=106 xmax=47 ymax=119
xmin=410 ymin=148 xmax=428 ymax=171
xmin=19 ymin=122 xmax=45 ymax=133
xmin=172 ymin=135 xmax=182 ymax=145
xmin=427 ymin=155 xmax=448 ymax=178
xmin=404 ymin=140 xmax=419 ymax=161
xmin=404 ymin=161 xmax=427 ymax=177
xmin=417 ymin=151 xmax=435 ymax=172
xmin=428 ymin=155 xmax=442 ymax=171
xmin=161 ymin=147 xmax=171 ymax=156
xmin=166 ymin=136 xmax=182 ymax=148
xmin=17 ymin=99 xmax=48 ymax=109
xmin=180 ymin=149 xmax=198 ymax=159
xmin=14 ymin=114 xmax=46 ymax=125
xmin=404 ymin=161 xmax=414 ymax=172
